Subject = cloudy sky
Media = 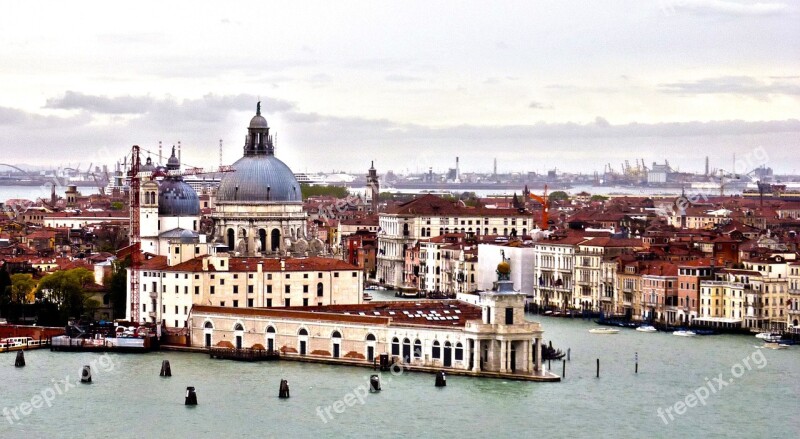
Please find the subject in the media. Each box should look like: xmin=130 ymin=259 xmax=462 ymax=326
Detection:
xmin=0 ymin=0 xmax=798 ymax=175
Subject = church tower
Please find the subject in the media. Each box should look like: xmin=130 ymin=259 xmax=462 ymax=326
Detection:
xmin=367 ymin=161 xmax=379 ymax=213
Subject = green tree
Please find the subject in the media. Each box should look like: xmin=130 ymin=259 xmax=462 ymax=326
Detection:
xmin=548 ymin=191 xmax=570 ymax=202
xmin=106 ymin=257 xmax=130 ymax=319
xmin=590 ymin=195 xmax=609 ymax=202
xmin=300 ymin=184 xmax=349 ymax=199
xmin=10 ymin=273 xmax=36 ymax=304
xmin=36 ymin=268 xmax=96 ymax=322
xmin=0 ymin=265 xmax=11 ymax=317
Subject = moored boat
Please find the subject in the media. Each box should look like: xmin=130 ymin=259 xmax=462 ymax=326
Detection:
xmin=673 ymin=330 xmax=697 ymax=337
xmin=362 ymin=293 xmax=373 ymax=302
xmin=636 ymin=325 xmax=657 ymax=333
xmin=589 ymin=328 xmax=620 ymax=334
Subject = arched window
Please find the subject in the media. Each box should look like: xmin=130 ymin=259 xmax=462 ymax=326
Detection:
xmin=391 ymin=337 xmax=400 ymax=356
xmin=204 ymin=321 xmax=214 ymax=329
xmin=317 ymin=282 xmax=324 ymax=297
xmin=299 ymin=328 xmax=309 ymax=336
xmin=432 ymin=340 xmax=441 ymax=359
xmin=227 ymin=228 xmax=235 ymax=251
xmin=233 ymin=323 xmax=244 ymax=331
xmin=366 ymin=333 xmax=376 ymax=341
xmin=271 ymin=229 xmax=281 ymax=251
xmin=492 ymin=228 xmax=497 ymax=234
xmin=484 ymin=228 xmax=488 ymax=235
xmin=413 ymin=339 xmax=422 ymax=358
xmin=266 ymin=326 xmax=276 ymax=333
xmin=455 ymin=342 xmax=464 ymax=361
xmin=259 ymin=229 xmax=267 ymax=252
xmin=332 ymin=331 xmax=342 ymax=339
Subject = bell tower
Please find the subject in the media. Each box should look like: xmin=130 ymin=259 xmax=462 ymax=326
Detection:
xmin=367 ymin=161 xmax=379 ymax=213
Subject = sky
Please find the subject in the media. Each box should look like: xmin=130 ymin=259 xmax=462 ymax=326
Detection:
xmin=0 ymin=0 xmax=798 ymax=176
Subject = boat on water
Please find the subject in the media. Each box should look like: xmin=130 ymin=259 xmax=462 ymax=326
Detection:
xmin=362 ymin=293 xmax=373 ymax=302
xmin=636 ymin=325 xmax=657 ymax=333
xmin=755 ymin=332 xmax=782 ymax=342
xmin=589 ymin=328 xmax=620 ymax=334
xmin=673 ymin=330 xmax=697 ymax=337
xmin=763 ymin=342 xmax=790 ymax=350
xmin=0 ymin=337 xmax=50 ymax=352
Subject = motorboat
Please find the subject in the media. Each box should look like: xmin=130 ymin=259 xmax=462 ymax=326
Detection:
xmin=589 ymin=328 xmax=620 ymax=334
xmin=673 ymin=330 xmax=697 ymax=337
xmin=636 ymin=325 xmax=657 ymax=333
xmin=362 ymin=293 xmax=373 ymax=302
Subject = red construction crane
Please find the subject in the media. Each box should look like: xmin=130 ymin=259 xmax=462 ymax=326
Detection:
xmin=528 ymin=184 xmax=550 ymax=230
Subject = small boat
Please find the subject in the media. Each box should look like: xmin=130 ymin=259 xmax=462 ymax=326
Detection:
xmin=755 ymin=332 xmax=782 ymax=340
xmin=636 ymin=325 xmax=657 ymax=333
xmin=362 ymin=293 xmax=373 ymax=302
xmin=673 ymin=330 xmax=697 ymax=337
xmin=763 ymin=342 xmax=790 ymax=350
xmin=589 ymin=328 xmax=619 ymax=334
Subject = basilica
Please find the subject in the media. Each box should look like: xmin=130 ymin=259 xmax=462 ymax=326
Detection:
xmin=211 ymin=103 xmax=324 ymax=257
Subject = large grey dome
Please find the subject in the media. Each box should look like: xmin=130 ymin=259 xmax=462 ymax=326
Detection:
xmin=217 ymin=155 xmax=302 ymax=203
xmin=158 ymin=178 xmax=200 ymax=216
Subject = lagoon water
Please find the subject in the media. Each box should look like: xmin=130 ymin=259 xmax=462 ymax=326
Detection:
xmin=2 ymin=312 xmax=797 ymax=439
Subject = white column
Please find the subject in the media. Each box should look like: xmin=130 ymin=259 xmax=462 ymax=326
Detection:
xmin=526 ymin=340 xmax=534 ymax=373
xmin=499 ymin=340 xmax=507 ymax=373
xmin=472 ymin=339 xmax=481 ymax=372
xmin=535 ymin=338 xmax=542 ymax=373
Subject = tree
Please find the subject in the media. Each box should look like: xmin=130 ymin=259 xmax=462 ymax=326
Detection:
xmin=10 ymin=273 xmax=36 ymax=304
xmin=590 ymin=195 xmax=609 ymax=202
xmin=300 ymin=184 xmax=348 ymax=199
xmin=106 ymin=257 xmax=130 ymax=319
xmin=548 ymin=191 xmax=570 ymax=202
xmin=36 ymin=268 xmax=96 ymax=322
xmin=0 ymin=265 xmax=11 ymax=317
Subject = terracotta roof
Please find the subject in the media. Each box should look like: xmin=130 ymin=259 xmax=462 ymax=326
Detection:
xmin=384 ymin=194 xmax=526 ymax=217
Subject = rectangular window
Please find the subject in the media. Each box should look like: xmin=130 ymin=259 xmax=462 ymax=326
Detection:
xmin=220 ymin=301 xmax=225 ymax=307
xmin=318 ymin=273 xmax=323 ymax=278
xmin=210 ymin=286 xmax=215 ymax=295
xmin=233 ymin=285 xmax=238 ymax=294
xmin=303 ymin=273 xmax=308 ymax=279
xmin=220 ymin=279 xmax=225 ymax=285
xmin=505 ymin=307 xmax=514 ymax=324
xmin=184 ymin=286 xmax=188 ymax=294
xmin=175 ymin=306 xmax=178 ymax=314
xmin=184 ymin=306 xmax=188 ymax=314
xmin=233 ymin=274 xmax=238 ymax=279
xmin=286 ymin=274 xmax=290 ymax=279
xmin=233 ymin=300 xmax=238 ymax=308
xmin=267 ymin=274 xmax=272 ymax=280
xmin=175 ymin=286 xmax=178 ymax=294
xmin=303 ymin=285 xmax=309 ymax=293
xmin=266 ymin=299 xmax=272 ymax=307
xmin=248 ymin=285 xmax=253 ymax=294
xmin=284 ymin=298 xmax=290 ymax=307
xmin=194 ymin=286 xmax=199 ymax=295
xmin=247 ymin=299 xmax=254 ymax=307
xmin=334 ymin=272 xmax=339 ymax=278
xmin=248 ymin=274 xmax=253 ymax=279
xmin=353 ymin=272 xmax=358 ymax=277
xmin=285 ymin=285 xmax=291 ymax=294
xmin=303 ymin=298 xmax=309 ymax=306
xmin=267 ymin=285 xmax=272 ymax=294
xmin=162 ymin=305 xmax=166 ymax=313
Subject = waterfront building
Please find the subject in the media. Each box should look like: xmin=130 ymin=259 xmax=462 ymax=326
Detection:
xmin=788 ymin=261 xmax=800 ymax=331
xmin=128 ymin=253 xmax=362 ymax=326
xmin=573 ymin=237 xmax=643 ymax=311
xmin=742 ymin=255 xmax=791 ymax=331
xmin=532 ymin=236 xmax=583 ymax=310
xmin=377 ymin=194 xmax=532 ymax=289
xmin=676 ymin=259 xmax=715 ymax=324
xmin=188 ymin=259 xmax=556 ymax=380
xmin=698 ymin=269 xmax=757 ymax=329
xmin=211 ymin=103 xmax=316 ymax=256
xmin=419 ymin=234 xmax=479 ymax=295
xmin=640 ymin=262 xmax=678 ymax=323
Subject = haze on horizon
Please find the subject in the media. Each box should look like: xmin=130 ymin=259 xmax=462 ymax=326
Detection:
xmin=0 ymin=1 xmax=798 ymax=176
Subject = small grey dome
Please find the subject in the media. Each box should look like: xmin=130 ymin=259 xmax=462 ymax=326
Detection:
xmin=216 ymin=155 xmax=301 ymax=203
xmin=249 ymin=114 xmax=268 ymax=129
xmin=141 ymin=157 xmax=156 ymax=173
xmin=158 ymin=178 xmax=200 ymax=216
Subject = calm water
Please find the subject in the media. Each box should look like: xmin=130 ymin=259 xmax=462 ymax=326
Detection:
xmin=2 ymin=314 xmax=797 ymax=439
